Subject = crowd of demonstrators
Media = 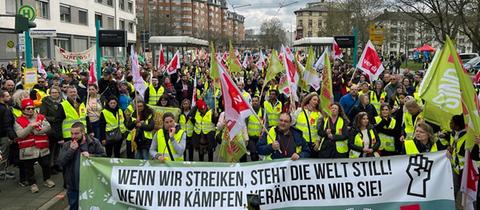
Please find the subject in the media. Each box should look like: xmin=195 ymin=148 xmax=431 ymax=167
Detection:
xmin=0 ymin=47 xmax=479 ymax=210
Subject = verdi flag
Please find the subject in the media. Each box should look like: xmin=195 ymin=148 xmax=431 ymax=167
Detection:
xmin=296 ymin=59 xmax=308 ymax=91
xmin=209 ymin=42 xmax=220 ymax=89
xmin=263 ymin=49 xmax=283 ymax=89
xmin=319 ymin=48 xmax=333 ymax=117
xmin=218 ymin=128 xmax=247 ymax=162
xmin=303 ymin=47 xmax=321 ymax=91
xmin=227 ymin=40 xmax=242 ymax=74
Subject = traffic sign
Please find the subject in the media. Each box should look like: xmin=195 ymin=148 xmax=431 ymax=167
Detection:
xmin=369 ymin=24 xmax=384 ymax=45
xmin=18 ymin=5 xmax=36 ymax=21
xmin=7 ymin=40 xmax=15 ymax=48
xmin=18 ymin=34 xmax=25 ymax=45
xmin=30 ymin=29 xmax=56 ymax=37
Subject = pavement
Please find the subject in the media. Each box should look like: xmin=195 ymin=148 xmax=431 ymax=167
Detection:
xmin=0 ymin=165 xmax=68 ymax=210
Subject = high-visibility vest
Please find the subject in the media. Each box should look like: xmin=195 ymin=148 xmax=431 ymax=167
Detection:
xmin=450 ymin=133 xmax=467 ymax=174
xmin=125 ymin=104 xmax=135 ymax=142
xmin=323 ymin=117 xmax=348 ymax=154
xmin=265 ymin=126 xmax=301 ymax=160
xmin=247 ymin=108 xmax=263 ymax=137
xmin=33 ymin=88 xmax=49 ymax=106
xmin=295 ymin=110 xmax=320 ymax=144
xmin=12 ymin=107 xmax=22 ymax=118
xmin=61 ymin=100 xmax=86 ymax=138
xmin=193 ymin=110 xmax=215 ymax=134
xmin=126 ymin=82 xmax=135 ymax=95
xmin=129 ymin=115 xmax=153 ymax=140
xmin=16 ymin=114 xmax=49 ymax=149
xmin=101 ymin=109 xmax=127 ymax=133
xmin=147 ymin=85 xmax=165 ymax=105
xmin=349 ymin=129 xmax=377 ymax=158
xmin=264 ymin=100 xmax=282 ymax=127
xmin=375 ymin=116 xmax=396 ymax=152
xmin=404 ymin=139 xmax=437 ymax=155
xmin=179 ymin=113 xmax=193 ymax=137
xmin=369 ymin=90 xmax=386 ymax=113
xmin=156 ymin=129 xmax=185 ymax=161
xmin=403 ymin=111 xmax=424 ymax=140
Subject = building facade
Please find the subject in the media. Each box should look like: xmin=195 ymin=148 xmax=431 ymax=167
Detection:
xmin=0 ymin=0 xmax=137 ymax=62
xmin=136 ymin=0 xmax=245 ymax=43
xmin=294 ymin=2 xmax=329 ymax=40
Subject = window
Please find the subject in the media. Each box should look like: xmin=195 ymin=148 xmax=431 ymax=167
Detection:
xmin=308 ymin=19 xmax=312 ymax=26
xmin=78 ymin=10 xmax=88 ymax=25
xmin=107 ymin=0 xmax=113 ymax=6
xmin=119 ymin=0 xmax=125 ymax=10
xmin=127 ymin=1 xmax=133 ymax=12
xmin=55 ymin=37 xmax=71 ymax=51
xmin=95 ymin=13 xmax=103 ymax=27
xmin=309 ymin=12 xmax=312 ymax=16
xmin=390 ymin=43 xmax=396 ymax=48
xmin=5 ymin=0 xmax=16 ymax=14
xmin=60 ymin=5 xmax=71 ymax=22
xmin=36 ymin=0 xmax=49 ymax=19
xmin=128 ymin=22 xmax=134 ymax=33
xmin=119 ymin=19 xmax=125 ymax=30
xmin=33 ymin=38 xmax=48 ymax=58
xmin=308 ymin=31 xmax=312 ymax=37
xmin=106 ymin=16 xmax=114 ymax=29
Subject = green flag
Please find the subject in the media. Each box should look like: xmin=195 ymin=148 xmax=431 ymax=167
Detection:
xmin=319 ymin=49 xmax=333 ymax=117
xmin=218 ymin=128 xmax=247 ymax=162
xmin=227 ymin=40 xmax=241 ymax=74
xmin=263 ymin=50 xmax=283 ymax=89
xmin=209 ymin=42 xmax=219 ymax=89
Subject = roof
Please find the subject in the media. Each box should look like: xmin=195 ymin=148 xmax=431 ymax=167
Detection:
xmin=148 ymin=36 xmax=209 ymax=47
xmin=293 ymin=37 xmax=334 ymax=46
xmin=294 ymin=5 xmax=329 ymax=14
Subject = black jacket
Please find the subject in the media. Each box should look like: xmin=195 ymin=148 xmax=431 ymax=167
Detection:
xmin=348 ymin=126 xmax=381 ymax=157
xmin=39 ymin=96 xmax=63 ymax=141
xmin=57 ymin=136 xmax=105 ymax=191
xmin=125 ymin=112 xmax=155 ymax=150
xmin=0 ymin=103 xmax=16 ymax=139
xmin=348 ymin=104 xmax=378 ymax=125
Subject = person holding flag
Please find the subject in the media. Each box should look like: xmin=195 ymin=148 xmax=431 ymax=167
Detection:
xmin=190 ymin=99 xmax=217 ymax=162
xmin=294 ymin=92 xmax=321 ymax=157
xmin=144 ymin=77 xmax=165 ymax=105
xmin=257 ymin=112 xmax=311 ymax=160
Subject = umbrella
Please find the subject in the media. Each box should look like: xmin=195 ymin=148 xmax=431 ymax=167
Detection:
xmin=416 ymin=44 xmax=436 ymax=52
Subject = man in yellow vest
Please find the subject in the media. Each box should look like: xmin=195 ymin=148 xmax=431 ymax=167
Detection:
xmin=237 ymin=81 xmax=251 ymax=105
xmin=264 ymin=89 xmax=282 ymax=128
xmin=191 ymin=100 xmax=217 ymax=162
xmin=30 ymin=77 xmax=49 ymax=107
xmin=150 ymin=112 xmax=186 ymax=162
xmin=246 ymin=95 xmax=263 ymax=161
xmin=257 ymin=113 xmax=310 ymax=160
xmin=58 ymin=86 xmax=86 ymax=142
xmin=144 ymin=77 xmax=165 ymax=105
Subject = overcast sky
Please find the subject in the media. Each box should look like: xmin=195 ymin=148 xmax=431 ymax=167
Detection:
xmin=226 ymin=0 xmax=318 ymax=33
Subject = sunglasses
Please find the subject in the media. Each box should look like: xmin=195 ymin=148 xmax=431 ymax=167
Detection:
xmin=25 ymin=107 xmax=35 ymax=110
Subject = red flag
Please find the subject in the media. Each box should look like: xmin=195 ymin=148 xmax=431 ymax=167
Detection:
xmin=36 ymin=55 xmax=47 ymax=77
xmin=333 ymin=40 xmax=343 ymax=60
xmin=157 ymin=45 xmax=165 ymax=71
xmin=256 ymin=51 xmax=266 ymax=71
xmin=474 ymin=70 xmax=480 ymax=83
xmin=218 ymin=59 xmax=253 ymax=140
xmin=461 ymin=150 xmax=479 ymax=210
xmin=281 ymin=45 xmax=299 ymax=101
xmin=357 ymin=40 xmax=384 ymax=81
xmin=166 ymin=51 xmax=180 ymax=75
xmin=88 ymin=59 xmax=97 ymax=85
xmin=242 ymin=53 xmax=250 ymax=68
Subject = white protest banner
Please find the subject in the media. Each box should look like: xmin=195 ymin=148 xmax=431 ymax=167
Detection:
xmin=80 ymin=151 xmax=454 ymax=210
xmin=54 ymin=46 xmax=96 ymax=64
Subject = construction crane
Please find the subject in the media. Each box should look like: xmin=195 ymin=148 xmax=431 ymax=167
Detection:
xmin=227 ymin=0 xmax=252 ymax=13
xmin=276 ymin=1 xmax=299 ymax=14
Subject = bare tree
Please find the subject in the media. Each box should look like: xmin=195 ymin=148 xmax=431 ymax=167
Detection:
xmin=259 ymin=18 xmax=287 ymax=50
xmin=448 ymin=0 xmax=480 ymax=52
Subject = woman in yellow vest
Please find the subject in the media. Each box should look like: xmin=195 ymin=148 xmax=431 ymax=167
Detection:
xmin=317 ymin=102 xmax=350 ymax=158
xmin=349 ymin=112 xmax=380 ymax=158
xmin=401 ymin=99 xmax=424 ymax=141
xmin=99 ymin=97 xmax=126 ymax=158
xmin=86 ymin=84 xmax=102 ymax=140
xmin=150 ymin=112 xmax=186 ymax=162
xmin=374 ymin=104 xmax=401 ymax=156
xmin=125 ymin=100 xmax=155 ymax=160
xmin=294 ymin=92 xmax=321 ymax=157
xmin=369 ymin=80 xmax=387 ymax=113
xmin=178 ymin=99 xmax=194 ymax=161
xmin=402 ymin=122 xmax=437 ymax=155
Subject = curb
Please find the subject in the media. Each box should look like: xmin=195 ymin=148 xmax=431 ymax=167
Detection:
xmin=37 ymin=190 xmax=68 ymax=210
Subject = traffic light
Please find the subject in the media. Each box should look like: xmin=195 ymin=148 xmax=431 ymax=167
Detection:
xmin=15 ymin=14 xmax=36 ymax=33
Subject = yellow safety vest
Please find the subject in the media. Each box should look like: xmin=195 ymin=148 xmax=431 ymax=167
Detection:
xmin=323 ymin=117 xmax=348 ymax=154
xmin=265 ymin=126 xmax=301 ymax=160
xmin=295 ymin=110 xmax=320 ymax=144
xmin=129 ymin=115 xmax=153 ymax=140
xmin=404 ymin=139 xmax=437 ymax=155
xmin=156 ymin=129 xmax=185 ymax=161
xmin=375 ymin=116 xmax=396 ymax=152
xmin=12 ymin=107 xmax=22 ymax=118
xmin=450 ymin=133 xmax=467 ymax=174
xmin=247 ymin=108 xmax=263 ymax=137
xmin=61 ymin=101 xmax=86 ymax=138
xmin=179 ymin=113 xmax=193 ymax=137
xmin=101 ymin=109 xmax=127 ymax=133
xmin=264 ymin=100 xmax=282 ymax=127
xmin=125 ymin=104 xmax=135 ymax=141
xmin=369 ymin=90 xmax=386 ymax=113
xmin=148 ymin=85 xmax=165 ymax=105
xmin=349 ymin=129 xmax=377 ymax=158
xmin=403 ymin=111 xmax=424 ymax=140
xmin=193 ymin=110 xmax=215 ymax=134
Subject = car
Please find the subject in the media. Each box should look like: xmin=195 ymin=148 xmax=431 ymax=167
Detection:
xmin=464 ymin=56 xmax=480 ymax=75
xmin=459 ymin=53 xmax=479 ymax=64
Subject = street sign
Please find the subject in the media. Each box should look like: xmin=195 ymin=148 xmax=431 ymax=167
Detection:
xmin=18 ymin=44 xmax=25 ymax=52
xmin=99 ymin=30 xmax=127 ymax=47
xmin=334 ymin=36 xmax=355 ymax=48
xmin=6 ymin=40 xmax=15 ymax=48
xmin=369 ymin=24 xmax=384 ymax=46
xmin=18 ymin=5 xmax=36 ymax=21
xmin=30 ymin=29 xmax=56 ymax=37
xmin=18 ymin=34 xmax=25 ymax=45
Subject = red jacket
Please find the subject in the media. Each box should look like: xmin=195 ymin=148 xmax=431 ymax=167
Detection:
xmin=16 ymin=114 xmax=49 ymax=149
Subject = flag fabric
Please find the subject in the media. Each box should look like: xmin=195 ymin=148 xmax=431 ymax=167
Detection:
xmin=228 ymin=41 xmax=242 ymax=74
xmin=461 ymin=150 xmax=478 ymax=210
xmin=88 ymin=59 xmax=97 ymax=85
xmin=319 ymin=48 xmax=333 ymax=117
xmin=217 ymin=58 xmax=253 ymax=141
xmin=36 ymin=55 xmax=46 ymax=77
xmin=242 ymin=53 xmax=250 ymax=69
xmin=332 ymin=40 xmax=343 ymax=60
xmin=131 ymin=48 xmax=147 ymax=99
xmin=474 ymin=70 xmax=480 ymax=83
xmin=157 ymin=45 xmax=166 ymax=71
xmin=281 ymin=45 xmax=299 ymax=101
xmin=303 ymin=47 xmax=321 ymax=91
xmin=296 ymin=60 xmax=308 ymax=91
xmin=166 ymin=51 xmax=180 ymax=75
xmin=191 ymin=67 xmax=198 ymax=108
xmin=256 ymin=50 xmax=266 ymax=71
xmin=209 ymin=43 xmax=220 ymax=89
xmin=278 ymin=74 xmax=291 ymax=96
xmin=263 ymin=50 xmax=283 ymax=89
xmin=357 ymin=40 xmax=384 ymax=81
